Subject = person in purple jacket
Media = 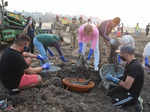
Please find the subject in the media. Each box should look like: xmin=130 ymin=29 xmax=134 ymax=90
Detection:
xmin=78 ymin=23 xmax=99 ymax=71
xmin=98 ymin=17 xmax=120 ymax=63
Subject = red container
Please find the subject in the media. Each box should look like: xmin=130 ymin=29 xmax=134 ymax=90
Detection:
xmin=117 ymin=31 xmax=121 ymax=37
xmin=62 ymin=78 xmax=95 ymax=92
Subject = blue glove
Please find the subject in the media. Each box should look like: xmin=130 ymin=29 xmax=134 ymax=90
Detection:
xmin=42 ymin=63 xmax=50 ymax=70
xmin=60 ymin=56 xmax=68 ymax=62
xmin=37 ymin=54 xmax=45 ymax=61
xmin=87 ymin=49 xmax=94 ymax=60
xmin=145 ymin=57 xmax=149 ymax=66
xmin=105 ymin=73 xmax=120 ymax=84
xmin=47 ymin=48 xmax=54 ymax=57
xmin=78 ymin=42 xmax=83 ymax=54
xmin=117 ymin=54 xmax=121 ymax=64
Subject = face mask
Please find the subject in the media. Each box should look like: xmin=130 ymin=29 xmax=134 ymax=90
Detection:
xmin=120 ymin=56 xmax=126 ymax=61
xmin=24 ymin=46 xmax=30 ymax=52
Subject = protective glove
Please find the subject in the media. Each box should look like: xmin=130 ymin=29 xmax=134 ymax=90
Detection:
xmin=145 ymin=56 xmax=149 ymax=67
xmin=78 ymin=42 xmax=83 ymax=54
xmin=105 ymin=73 xmax=120 ymax=84
xmin=37 ymin=54 xmax=45 ymax=61
xmin=42 ymin=63 xmax=50 ymax=70
xmin=87 ymin=49 xmax=94 ymax=60
xmin=117 ymin=54 xmax=121 ymax=64
xmin=60 ymin=56 xmax=68 ymax=62
xmin=47 ymin=48 xmax=54 ymax=57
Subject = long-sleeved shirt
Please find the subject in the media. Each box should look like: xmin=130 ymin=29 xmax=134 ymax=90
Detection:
xmin=78 ymin=24 xmax=99 ymax=50
xmin=36 ymin=34 xmax=60 ymax=47
xmin=35 ymin=34 xmax=63 ymax=56
xmin=98 ymin=20 xmax=113 ymax=41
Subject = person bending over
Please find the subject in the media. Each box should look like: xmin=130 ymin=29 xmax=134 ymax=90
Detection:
xmin=33 ymin=34 xmax=68 ymax=65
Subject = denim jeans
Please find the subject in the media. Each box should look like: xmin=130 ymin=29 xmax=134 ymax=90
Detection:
xmin=33 ymin=37 xmax=49 ymax=64
xmin=82 ymin=40 xmax=100 ymax=69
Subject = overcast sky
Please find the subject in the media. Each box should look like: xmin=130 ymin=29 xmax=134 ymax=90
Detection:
xmin=6 ymin=0 xmax=150 ymax=27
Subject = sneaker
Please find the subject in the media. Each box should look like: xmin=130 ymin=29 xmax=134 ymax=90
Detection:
xmin=135 ymin=96 xmax=143 ymax=112
xmin=0 ymin=99 xmax=7 ymax=110
xmin=138 ymin=96 xmax=143 ymax=112
xmin=0 ymin=99 xmax=15 ymax=111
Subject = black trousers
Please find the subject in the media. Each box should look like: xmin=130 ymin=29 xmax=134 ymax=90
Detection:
xmin=107 ymin=86 xmax=137 ymax=107
xmin=146 ymin=29 xmax=149 ymax=36
xmin=29 ymin=37 xmax=34 ymax=53
xmin=45 ymin=42 xmax=63 ymax=56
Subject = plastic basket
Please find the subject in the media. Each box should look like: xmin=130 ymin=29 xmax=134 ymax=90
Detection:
xmin=62 ymin=78 xmax=95 ymax=92
xmin=99 ymin=64 xmax=124 ymax=90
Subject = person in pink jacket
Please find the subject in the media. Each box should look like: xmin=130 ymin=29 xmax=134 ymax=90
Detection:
xmin=78 ymin=23 xmax=99 ymax=71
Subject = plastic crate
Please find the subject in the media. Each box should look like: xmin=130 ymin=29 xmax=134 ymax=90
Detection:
xmin=2 ymin=29 xmax=16 ymax=41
